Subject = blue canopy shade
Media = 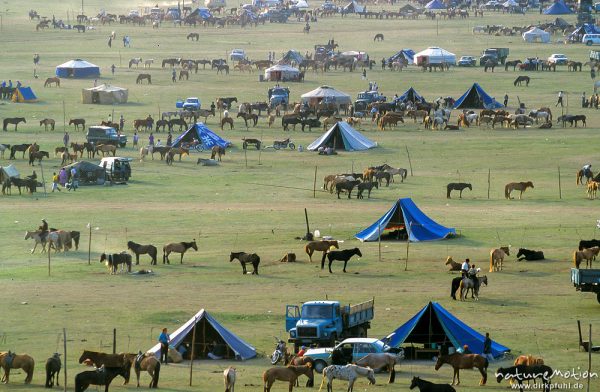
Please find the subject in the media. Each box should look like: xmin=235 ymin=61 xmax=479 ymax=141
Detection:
xmin=307 ymin=121 xmax=376 ymax=151
xmin=543 ymin=0 xmax=573 ymax=14
xmin=55 ymin=59 xmax=100 ymax=78
xmin=355 ymin=198 xmax=455 ymax=242
xmin=425 ymin=0 xmax=446 ymax=9
xmin=388 ymin=49 xmax=415 ymax=65
xmin=148 ymin=309 xmax=256 ymax=360
xmin=453 ymin=83 xmax=503 ymax=109
xmin=385 ymin=302 xmax=510 ymax=359
xmin=172 ymin=122 xmax=231 ymax=149
xmin=12 ymin=87 xmax=38 ymax=103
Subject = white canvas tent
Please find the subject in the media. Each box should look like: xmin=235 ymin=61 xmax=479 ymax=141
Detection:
xmin=264 ymin=64 xmax=300 ymax=82
xmin=301 ymin=85 xmax=351 ymax=109
xmin=522 ymin=27 xmax=551 ymax=43
xmin=294 ymin=0 xmax=309 ymax=8
xmin=0 ymin=164 xmax=19 ymax=183
xmin=413 ymin=47 xmax=456 ymax=65
xmin=82 ymin=84 xmax=128 ymax=104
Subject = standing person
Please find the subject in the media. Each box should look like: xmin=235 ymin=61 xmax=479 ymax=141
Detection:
xmin=381 ymin=57 xmax=386 ymax=70
xmin=63 ymin=132 xmax=69 ymax=148
xmin=166 ymin=132 xmax=172 ymax=147
xmin=362 ymin=68 xmax=367 ymax=80
xmin=591 ymin=68 xmax=596 ymax=80
xmin=123 ymin=36 xmax=127 ymax=47
xmin=149 ymin=132 xmax=155 ymax=146
xmin=68 ymin=166 xmax=78 ymax=191
xmin=503 ymin=93 xmax=509 ymax=107
xmin=51 ymin=172 xmax=61 ymax=192
xmin=58 ymin=167 xmax=68 ymax=187
xmin=482 ymin=333 xmax=494 ymax=362
xmin=111 ymin=64 xmax=116 ymax=75
xmin=108 ymin=36 xmax=112 ymax=48
xmin=133 ymin=132 xmax=139 ymax=147
xmin=555 ymin=90 xmax=564 ymax=107
xmin=172 ymin=69 xmax=177 ymax=83
xmin=158 ymin=328 xmax=170 ymax=364
xmin=33 ymin=53 xmax=40 ymax=65
xmin=119 ymin=115 xmax=125 ymax=131
xmin=582 ymin=92 xmax=587 ymax=108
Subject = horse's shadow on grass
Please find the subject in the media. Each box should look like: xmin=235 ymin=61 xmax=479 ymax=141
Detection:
xmin=478 ymin=297 xmax=528 ymax=307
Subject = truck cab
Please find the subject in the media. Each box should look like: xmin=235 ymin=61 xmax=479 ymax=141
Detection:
xmin=268 ymin=86 xmax=290 ymax=108
xmin=182 ymin=97 xmax=201 ymax=111
xmin=99 ymin=157 xmax=132 ymax=183
xmin=86 ymin=126 xmax=127 ymax=148
xmin=479 ymin=48 xmax=509 ymax=65
xmin=354 ymin=91 xmax=386 ymax=112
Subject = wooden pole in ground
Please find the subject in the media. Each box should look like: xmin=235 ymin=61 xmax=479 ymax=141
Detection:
xmin=487 ymin=169 xmax=491 ymax=199
xmin=313 ymin=166 xmax=317 ymax=198
xmin=48 ymin=243 xmax=51 ymax=276
xmin=244 ymin=148 xmax=247 ymax=169
xmin=63 ymin=100 xmax=66 ymax=132
xmin=304 ymin=208 xmax=310 ymax=238
xmin=405 ymin=146 xmax=413 ymax=176
xmin=63 ymin=328 xmax=67 ymax=392
xmin=587 ymin=324 xmax=592 ymax=392
xmin=378 ymin=224 xmax=381 ymax=262
xmin=558 ymin=165 xmax=562 ymax=199
xmin=405 ymin=236 xmax=409 ymax=271
xmin=258 ymin=129 xmax=263 ymax=165
xmin=113 ymin=328 xmax=116 ymax=354
xmin=189 ymin=320 xmax=197 ymax=386
xmin=88 ymin=224 xmax=92 ymax=265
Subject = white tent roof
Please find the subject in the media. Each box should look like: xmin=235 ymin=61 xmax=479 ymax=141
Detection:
xmin=295 ymin=0 xmax=309 ymax=8
xmin=301 ymin=85 xmax=351 ymax=103
xmin=265 ymin=64 xmax=299 ymax=73
xmin=522 ymin=27 xmax=550 ymax=43
xmin=84 ymin=84 xmax=127 ymax=93
xmin=0 ymin=164 xmax=19 ymax=179
xmin=414 ymin=47 xmax=456 ymax=64
xmin=502 ymin=0 xmax=518 ymax=6
xmin=56 ymin=59 xmax=99 ymax=68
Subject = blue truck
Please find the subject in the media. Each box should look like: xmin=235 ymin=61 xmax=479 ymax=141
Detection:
xmin=176 ymin=97 xmax=201 ymax=111
xmin=286 ymin=299 xmax=374 ymax=351
xmin=268 ymin=86 xmax=290 ymax=109
xmin=571 ymin=268 xmax=600 ymax=304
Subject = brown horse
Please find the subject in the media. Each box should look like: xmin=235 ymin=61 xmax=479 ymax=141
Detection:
xmin=285 ymin=356 xmax=314 ymax=387
xmin=136 ymin=74 xmax=152 ymax=84
xmin=577 ymin=169 xmax=594 ymax=185
xmin=78 ymin=350 xmax=132 ymax=385
xmin=514 ymin=354 xmax=544 ymax=366
xmin=69 ymin=118 xmax=86 ymax=131
xmin=163 ymin=239 xmax=198 ymax=264
xmin=355 ymin=353 xmax=398 ymax=383
xmin=211 ymin=146 xmax=225 ymax=161
xmin=304 ymin=240 xmax=339 ymax=263
xmin=445 ymin=256 xmax=462 ymax=272
xmin=573 ymin=246 xmax=600 ymax=268
xmin=504 ymin=181 xmax=534 ymax=200
xmin=128 ymin=353 xmax=160 ymax=388
xmin=262 ymin=364 xmax=313 ymax=392
xmin=44 ymin=77 xmax=60 ymax=87
xmin=40 ymin=118 xmax=55 ymax=131
xmin=434 ymin=353 xmax=488 ymax=386
xmin=221 ymin=117 xmax=234 ymax=130
xmin=490 ymin=246 xmax=510 ymax=272
xmin=0 ymin=352 xmax=35 ymax=384
xmin=96 ymin=144 xmax=117 ymax=157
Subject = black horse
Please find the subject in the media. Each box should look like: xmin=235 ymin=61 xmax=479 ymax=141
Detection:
xmin=100 ymin=252 xmax=132 ymax=274
xmin=516 ymin=248 xmax=544 ymax=261
xmin=3 ymin=117 xmax=26 ymax=131
xmin=168 ymin=118 xmax=187 ymax=132
xmin=356 ymin=181 xmax=378 ymax=199
xmin=409 ymin=376 xmax=455 ymax=392
xmin=11 ymin=177 xmax=37 ymax=194
xmin=326 ymin=248 xmax=362 ymax=273
xmin=45 ymin=353 xmax=62 ymax=388
xmin=127 ymin=241 xmax=158 ymax=265
xmin=9 ymin=143 xmax=31 ymax=159
xmin=230 ymin=251 xmax=260 ymax=275
xmin=579 ymin=239 xmax=600 ymax=251
xmin=446 ymin=183 xmax=472 ymax=199
xmin=496 ymin=365 xmax=553 ymax=392
xmin=75 ymin=365 xmax=130 ymax=392
xmin=336 ymin=180 xmax=361 ymax=199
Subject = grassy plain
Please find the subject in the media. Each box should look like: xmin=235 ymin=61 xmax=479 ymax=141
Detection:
xmin=1 ymin=1 xmax=600 ymax=391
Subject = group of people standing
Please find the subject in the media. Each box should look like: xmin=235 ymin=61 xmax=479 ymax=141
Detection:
xmin=51 ymin=166 xmax=78 ymax=192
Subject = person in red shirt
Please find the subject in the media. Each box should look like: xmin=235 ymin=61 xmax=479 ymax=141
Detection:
xmin=297 ymin=346 xmax=307 ymax=357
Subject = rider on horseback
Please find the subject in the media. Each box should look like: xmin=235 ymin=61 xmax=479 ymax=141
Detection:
xmin=468 ymin=263 xmax=479 ymax=288
xmin=38 ymin=219 xmax=49 ymax=241
xmin=461 ymin=258 xmax=470 ymax=278
xmin=583 ymin=163 xmax=592 ymax=178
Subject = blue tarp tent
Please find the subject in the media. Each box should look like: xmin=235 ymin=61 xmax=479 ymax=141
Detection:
xmin=192 ymin=7 xmax=212 ymax=19
xmin=307 ymin=121 xmax=376 ymax=151
xmin=396 ymin=87 xmax=426 ymax=104
xmin=343 ymin=1 xmax=365 ymax=13
xmin=172 ymin=122 xmax=231 ymax=149
xmin=543 ymin=0 xmax=573 ymax=14
xmin=12 ymin=87 xmax=38 ymax=103
xmin=355 ymin=198 xmax=455 ymax=242
xmin=388 ymin=49 xmax=415 ymax=65
xmin=280 ymin=50 xmax=305 ymax=65
xmin=384 ymin=302 xmax=510 ymax=359
xmin=55 ymin=59 xmax=100 ymax=78
xmin=567 ymin=23 xmax=600 ymax=42
xmin=453 ymin=83 xmax=503 ymax=109
xmin=425 ymin=0 xmax=446 ymax=9
xmin=148 ymin=309 xmax=256 ymax=360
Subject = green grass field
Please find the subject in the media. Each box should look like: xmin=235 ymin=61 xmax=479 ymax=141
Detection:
xmin=1 ymin=1 xmax=600 ymax=391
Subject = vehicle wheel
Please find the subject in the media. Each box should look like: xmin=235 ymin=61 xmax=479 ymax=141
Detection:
xmin=587 ymin=41 xmax=593 ymax=46
xmin=289 ymin=143 xmax=296 ymax=150
xmin=271 ymin=351 xmax=282 ymax=365
xmin=597 ymin=292 xmax=600 ymax=304
xmin=273 ymin=144 xmax=281 ymax=150
xmin=313 ymin=360 xmax=327 ymax=374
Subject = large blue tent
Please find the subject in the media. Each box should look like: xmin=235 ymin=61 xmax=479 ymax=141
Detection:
xmin=355 ymin=198 xmax=455 ymax=242
xmin=172 ymin=122 xmax=231 ymax=149
xmin=384 ymin=302 xmax=510 ymax=358
xmin=55 ymin=59 xmax=100 ymax=78
xmin=425 ymin=0 xmax=446 ymax=9
xmin=307 ymin=121 xmax=377 ymax=151
xmin=453 ymin=83 xmax=503 ymax=109
xmin=543 ymin=0 xmax=573 ymax=14
xmin=388 ymin=49 xmax=415 ymax=65
xmin=148 ymin=309 xmax=256 ymax=360
xmin=395 ymin=87 xmax=426 ymax=104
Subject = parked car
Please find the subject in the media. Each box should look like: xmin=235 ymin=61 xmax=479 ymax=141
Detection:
xmin=458 ymin=55 xmax=477 ymax=66
xmin=230 ymin=49 xmax=246 ymax=62
xmin=547 ymin=54 xmax=569 ymax=65
xmin=176 ymin=97 xmax=201 ymax=111
xmin=86 ymin=126 xmax=127 ymax=147
xmin=304 ymin=338 xmax=404 ymax=373
xmin=583 ymin=34 xmax=600 ymax=46
xmin=99 ymin=157 xmax=132 ymax=183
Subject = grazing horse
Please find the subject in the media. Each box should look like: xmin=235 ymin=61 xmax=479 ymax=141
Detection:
xmin=496 ymin=365 xmax=553 ymax=392
xmin=130 ymin=353 xmax=160 ymax=388
xmin=356 ymin=181 xmax=378 ymax=199
xmin=229 ymin=251 xmax=260 ymax=274
xmin=573 ymin=246 xmax=600 ymax=268
xmin=373 ymin=33 xmax=384 ymax=41
xmin=446 ymin=183 xmax=472 ymax=199
xmin=262 ymin=364 xmax=313 ymax=392
xmin=513 ymin=76 xmax=530 ymax=86
xmin=127 ymin=241 xmax=157 ymax=265
xmin=305 ymin=240 xmax=339 ymax=265
xmin=445 ymin=256 xmax=462 ymax=272
xmin=136 ymin=74 xmax=151 ymax=84
xmin=355 ymin=353 xmax=400 ymax=383
xmin=162 ymin=240 xmax=197 ymax=264
xmin=336 ymin=180 xmax=361 ymax=199
xmin=3 ymin=117 xmax=26 ymax=131
xmin=490 ymin=246 xmax=510 ymax=272
xmin=320 ymin=364 xmax=376 ymax=392
xmin=75 ymin=365 xmax=130 ymax=392
xmin=576 ymin=169 xmax=594 ymax=185
xmin=435 ymin=353 xmax=488 ymax=386
xmin=100 ymin=252 xmax=132 ymax=274
xmin=409 ymin=377 xmax=456 ymax=392
xmin=211 ymin=146 xmax=225 ymax=161
xmin=29 ymin=150 xmax=49 ymax=165
xmin=40 ymin=118 xmax=55 ymax=131
xmin=69 ymin=118 xmax=86 ymax=131
xmin=221 ymin=117 xmax=234 ymax=130
xmin=216 ymin=64 xmax=230 ymax=74
xmin=128 ymin=58 xmax=142 ymax=68
xmin=516 ymin=248 xmax=544 ymax=261
xmin=327 ymin=248 xmax=362 ymax=273
xmin=504 ymin=181 xmax=534 ymax=200
xmin=11 ymin=177 xmax=37 ymax=194
xmin=44 ymin=77 xmax=60 ymax=87
xmin=0 ymin=352 xmax=35 ymax=384
xmin=45 ymin=353 xmax=62 ymax=388
xmin=224 ymin=367 xmax=236 ymax=392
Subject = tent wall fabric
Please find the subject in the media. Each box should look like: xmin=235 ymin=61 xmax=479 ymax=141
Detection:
xmin=396 ymin=87 xmax=425 ymax=103
xmin=355 ymin=198 xmax=455 ymax=242
xmin=385 ymin=302 xmax=511 ymax=358
xmin=453 ymin=83 xmax=503 ymax=109
xmin=0 ymin=164 xmax=19 ymax=183
xmin=280 ymin=50 xmax=305 ymax=65
xmin=413 ymin=47 xmax=456 ymax=65
xmin=11 ymin=87 xmax=38 ymax=103
xmin=522 ymin=27 xmax=551 ymax=43
xmin=148 ymin=309 xmax=256 ymax=360
xmin=307 ymin=121 xmax=376 ymax=151
xmin=388 ymin=49 xmax=415 ymax=65
xmin=171 ymin=122 xmax=232 ymax=149
xmin=425 ymin=0 xmax=446 ymax=9
xmin=301 ymin=85 xmax=352 ymax=110
xmin=343 ymin=1 xmax=365 ymax=13
xmin=82 ymin=84 xmax=128 ymax=104
xmin=63 ymin=161 xmax=106 ymax=185
xmin=264 ymin=64 xmax=300 ymax=82
xmin=543 ymin=0 xmax=573 ymax=14
xmin=56 ymin=59 xmax=100 ymax=78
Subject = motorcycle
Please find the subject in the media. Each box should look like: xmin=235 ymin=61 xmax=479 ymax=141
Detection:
xmin=271 ymin=337 xmax=287 ymax=365
xmin=273 ymin=138 xmax=295 ymax=150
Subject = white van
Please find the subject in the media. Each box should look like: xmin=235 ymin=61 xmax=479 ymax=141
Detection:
xmin=583 ymin=34 xmax=600 ymax=46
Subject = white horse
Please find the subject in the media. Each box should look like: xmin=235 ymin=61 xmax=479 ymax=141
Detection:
xmin=24 ymin=230 xmax=47 ymax=253
xmin=224 ymin=367 xmax=236 ymax=392
xmin=320 ymin=364 xmax=376 ymax=392
xmin=144 ymin=59 xmax=154 ymax=68
xmin=128 ymin=58 xmax=142 ymax=68
xmin=528 ymin=110 xmax=550 ymax=124
xmin=472 ymin=25 xmax=486 ymax=34
xmin=140 ymin=145 xmax=154 ymax=161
